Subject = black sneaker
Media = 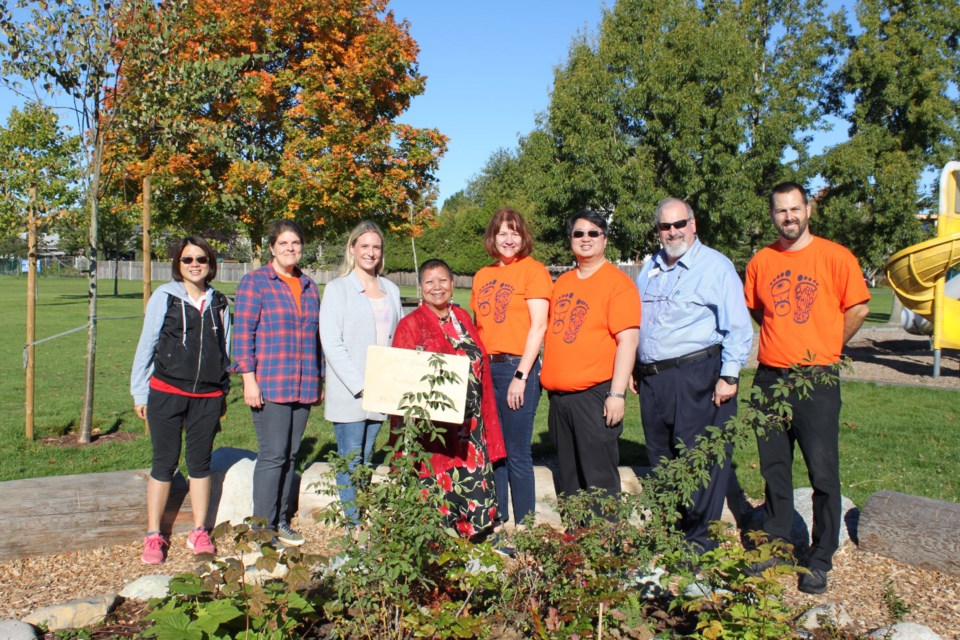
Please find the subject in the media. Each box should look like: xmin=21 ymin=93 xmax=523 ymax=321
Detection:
xmin=277 ymin=523 xmax=306 ymax=546
xmin=487 ymin=533 xmax=516 ymax=557
xmin=744 ymin=555 xmax=784 ymax=578
xmin=798 ymin=568 xmax=828 ymax=595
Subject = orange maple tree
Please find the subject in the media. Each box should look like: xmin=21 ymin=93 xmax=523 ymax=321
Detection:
xmin=118 ymin=0 xmax=448 ymax=259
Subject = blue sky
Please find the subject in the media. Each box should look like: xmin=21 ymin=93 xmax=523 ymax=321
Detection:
xmin=388 ymin=1 xmax=608 ymax=207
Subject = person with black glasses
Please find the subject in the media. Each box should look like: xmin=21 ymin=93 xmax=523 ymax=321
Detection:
xmin=131 ymin=236 xmax=231 ymax=564
xmin=630 ymin=198 xmax=753 ymax=554
xmin=540 ymin=210 xmax=640 ymax=518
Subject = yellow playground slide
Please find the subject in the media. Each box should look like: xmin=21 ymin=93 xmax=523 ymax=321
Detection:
xmin=884 ymin=162 xmax=960 ymax=377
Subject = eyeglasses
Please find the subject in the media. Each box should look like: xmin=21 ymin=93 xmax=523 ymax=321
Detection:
xmin=657 ymin=218 xmax=692 ymax=231
xmin=180 ymin=256 xmax=209 ymax=265
xmin=571 ymin=229 xmax=603 ymax=239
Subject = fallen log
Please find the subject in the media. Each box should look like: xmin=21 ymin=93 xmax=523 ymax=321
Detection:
xmin=858 ymin=490 xmax=960 ymax=575
xmin=0 ymin=470 xmax=193 ymax=562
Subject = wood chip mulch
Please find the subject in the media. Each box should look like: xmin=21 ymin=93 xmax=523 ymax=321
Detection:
xmin=1 ymin=517 xmax=957 ymax=638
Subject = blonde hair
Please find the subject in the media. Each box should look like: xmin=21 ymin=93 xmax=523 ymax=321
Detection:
xmin=338 ymin=221 xmax=386 ymax=277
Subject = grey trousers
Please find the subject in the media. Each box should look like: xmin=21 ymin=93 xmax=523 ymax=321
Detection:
xmin=251 ymin=401 xmax=311 ymax=529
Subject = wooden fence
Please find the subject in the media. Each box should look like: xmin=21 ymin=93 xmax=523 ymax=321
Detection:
xmin=95 ymin=261 xmax=643 ymax=287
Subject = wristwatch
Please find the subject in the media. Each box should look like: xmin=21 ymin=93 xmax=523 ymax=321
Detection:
xmin=514 ymin=370 xmax=528 ymax=381
xmin=720 ymin=375 xmax=739 ymax=385
xmin=606 ymin=391 xmax=626 ymax=399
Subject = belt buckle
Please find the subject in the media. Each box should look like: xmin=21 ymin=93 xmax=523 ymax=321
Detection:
xmin=648 ymin=364 xmax=658 ymax=376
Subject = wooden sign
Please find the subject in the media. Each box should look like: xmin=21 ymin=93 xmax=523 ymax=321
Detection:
xmin=362 ymin=345 xmax=470 ymax=423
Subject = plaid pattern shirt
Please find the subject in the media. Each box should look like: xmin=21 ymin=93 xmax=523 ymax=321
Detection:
xmin=229 ymin=265 xmax=322 ymax=404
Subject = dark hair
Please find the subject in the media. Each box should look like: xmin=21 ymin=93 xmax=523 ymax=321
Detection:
xmin=483 ymin=208 xmax=533 ymax=259
xmin=565 ymin=209 xmax=608 ymax=237
xmin=267 ymin=219 xmax=305 ymax=247
xmin=769 ymin=181 xmax=809 ymax=210
xmin=419 ymin=258 xmax=452 ymax=283
xmin=171 ymin=236 xmax=217 ymax=284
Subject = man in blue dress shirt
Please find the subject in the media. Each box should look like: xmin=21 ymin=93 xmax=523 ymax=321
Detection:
xmin=632 ymin=198 xmax=753 ymax=552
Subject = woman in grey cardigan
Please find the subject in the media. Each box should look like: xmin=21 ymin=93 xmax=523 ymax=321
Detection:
xmin=319 ymin=221 xmax=402 ymax=524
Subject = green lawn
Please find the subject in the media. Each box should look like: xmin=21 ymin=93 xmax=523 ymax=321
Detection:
xmin=864 ymin=286 xmax=894 ymax=324
xmin=2 ymin=276 xmax=956 ymax=507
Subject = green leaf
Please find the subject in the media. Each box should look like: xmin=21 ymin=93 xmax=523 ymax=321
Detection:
xmin=190 ymin=599 xmax=243 ymax=635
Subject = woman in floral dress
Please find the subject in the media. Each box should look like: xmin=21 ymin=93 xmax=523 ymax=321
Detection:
xmin=391 ymin=259 xmax=505 ymax=538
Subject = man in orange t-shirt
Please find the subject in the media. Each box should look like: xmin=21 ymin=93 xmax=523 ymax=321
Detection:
xmin=744 ymin=182 xmax=870 ymax=595
xmin=541 ymin=210 xmax=641 ymax=513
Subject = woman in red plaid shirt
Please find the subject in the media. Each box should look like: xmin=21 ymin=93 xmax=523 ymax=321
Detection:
xmin=230 ymin=220 xmax=322 ymax=546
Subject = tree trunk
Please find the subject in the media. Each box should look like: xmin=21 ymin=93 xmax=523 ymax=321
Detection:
xmin=25 ymin=186 xmax=37 ymax=441
xmin=858 ymin=490 xmax=960 ymax=576
xmin=142 ymin=175 xmax=151 ymax=311
xmin=251 ymin=237 xmax=262 ymax=269
xmin=79 ymin=125 xmax=104 ymax=444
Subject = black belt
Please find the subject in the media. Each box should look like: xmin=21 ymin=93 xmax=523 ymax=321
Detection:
xmin=636 ymin=343 xmax=721 ymax=376
xmin=758 ymin=363 xmax=831 ymax=376
xmin=489 ymin=353 xmax=521 ymax=363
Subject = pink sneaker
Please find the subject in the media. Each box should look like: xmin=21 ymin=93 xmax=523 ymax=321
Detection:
xmin=142 ymin=532 xmax=168 ymax=565
xmin=187 ymin=527 xmax=216 ymax=555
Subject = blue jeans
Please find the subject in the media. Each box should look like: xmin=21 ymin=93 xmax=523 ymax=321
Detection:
xmin=252 ymin=401 xmax=311 ymax=529
xmin=333 ymin=419 xmax=382 ymax=524
xmin=490 ymin=357 xmax=541 ymax=525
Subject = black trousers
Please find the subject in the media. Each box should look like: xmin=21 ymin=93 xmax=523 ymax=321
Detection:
xmin=754 ymin=365 xmax=842 ymax=571
xmin=147 ymin=389 xmax=222 ymax=482
xmin=548 ymin=380 xmax=622 ymax=510
xmin=639 ymin=350 xmax=735 ymax=551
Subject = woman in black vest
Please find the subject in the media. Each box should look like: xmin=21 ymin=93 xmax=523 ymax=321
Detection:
xmin=131 ymin=236 xmax=231 ymax=564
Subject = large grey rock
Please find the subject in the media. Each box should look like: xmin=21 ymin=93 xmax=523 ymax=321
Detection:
xmin=298 ymin=462 xmax=655 ymax=529
xmin=741 ymin=488 xmax=858 ymax=551
xmin=796 ymin=602 xmax=853 ymax=631
xmin=869 ymin=622 xmax=942 ymax=640
xmin=792 ymin=488 xmax=858 ymax=547
xmin=208 ymin=449 xmax=316 ymax=528
xmin=119 ymin=575 xmax=172 ymax=601
xmin=297 ymin=463 xmax=338 ymax=521
xmin=208 ymin=448 xmax=257 ymax=527
xmin=22 ymin=594 xmax=117 ymax=631
xmin=0 ymin=619 xmax=39 ymax=640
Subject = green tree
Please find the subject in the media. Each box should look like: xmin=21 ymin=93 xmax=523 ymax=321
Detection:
xmin=452 ymin=0 xmax=842 ymax=269
xmin=0 ymin=102 xmax=80 ymax=234
xmin=816 ymin=0 xmax=960 ymax=272
xmin=0 ymin=0 xmax=183 ymax=442
xmin=546 ymin=0 xmax=842 ymax=266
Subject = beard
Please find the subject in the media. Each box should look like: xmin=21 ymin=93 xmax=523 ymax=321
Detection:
xmin=775 ymin=217 xmax=808 ymax=240
xmin=662 ymin=237 xmax=690 ymax=261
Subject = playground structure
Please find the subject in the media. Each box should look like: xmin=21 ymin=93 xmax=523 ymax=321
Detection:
xmin=884 ymin=162 xmax=960 ymax=378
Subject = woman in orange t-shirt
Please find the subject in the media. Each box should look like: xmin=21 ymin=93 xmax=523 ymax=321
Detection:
xmin=470 ymin=208 xmax=552 ymax=526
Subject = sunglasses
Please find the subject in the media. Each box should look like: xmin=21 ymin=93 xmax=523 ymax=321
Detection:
xmin=571 ymin=229 xmax=603 ymax=239
xmin=657 ymin=218 xmax=692 ymax=231
xmin=180 ymin=256 xmax=209 ymax=265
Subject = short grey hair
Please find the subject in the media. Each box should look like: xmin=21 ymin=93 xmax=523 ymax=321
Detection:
xmin=653 ymin=198 xmax=694 ymax=226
